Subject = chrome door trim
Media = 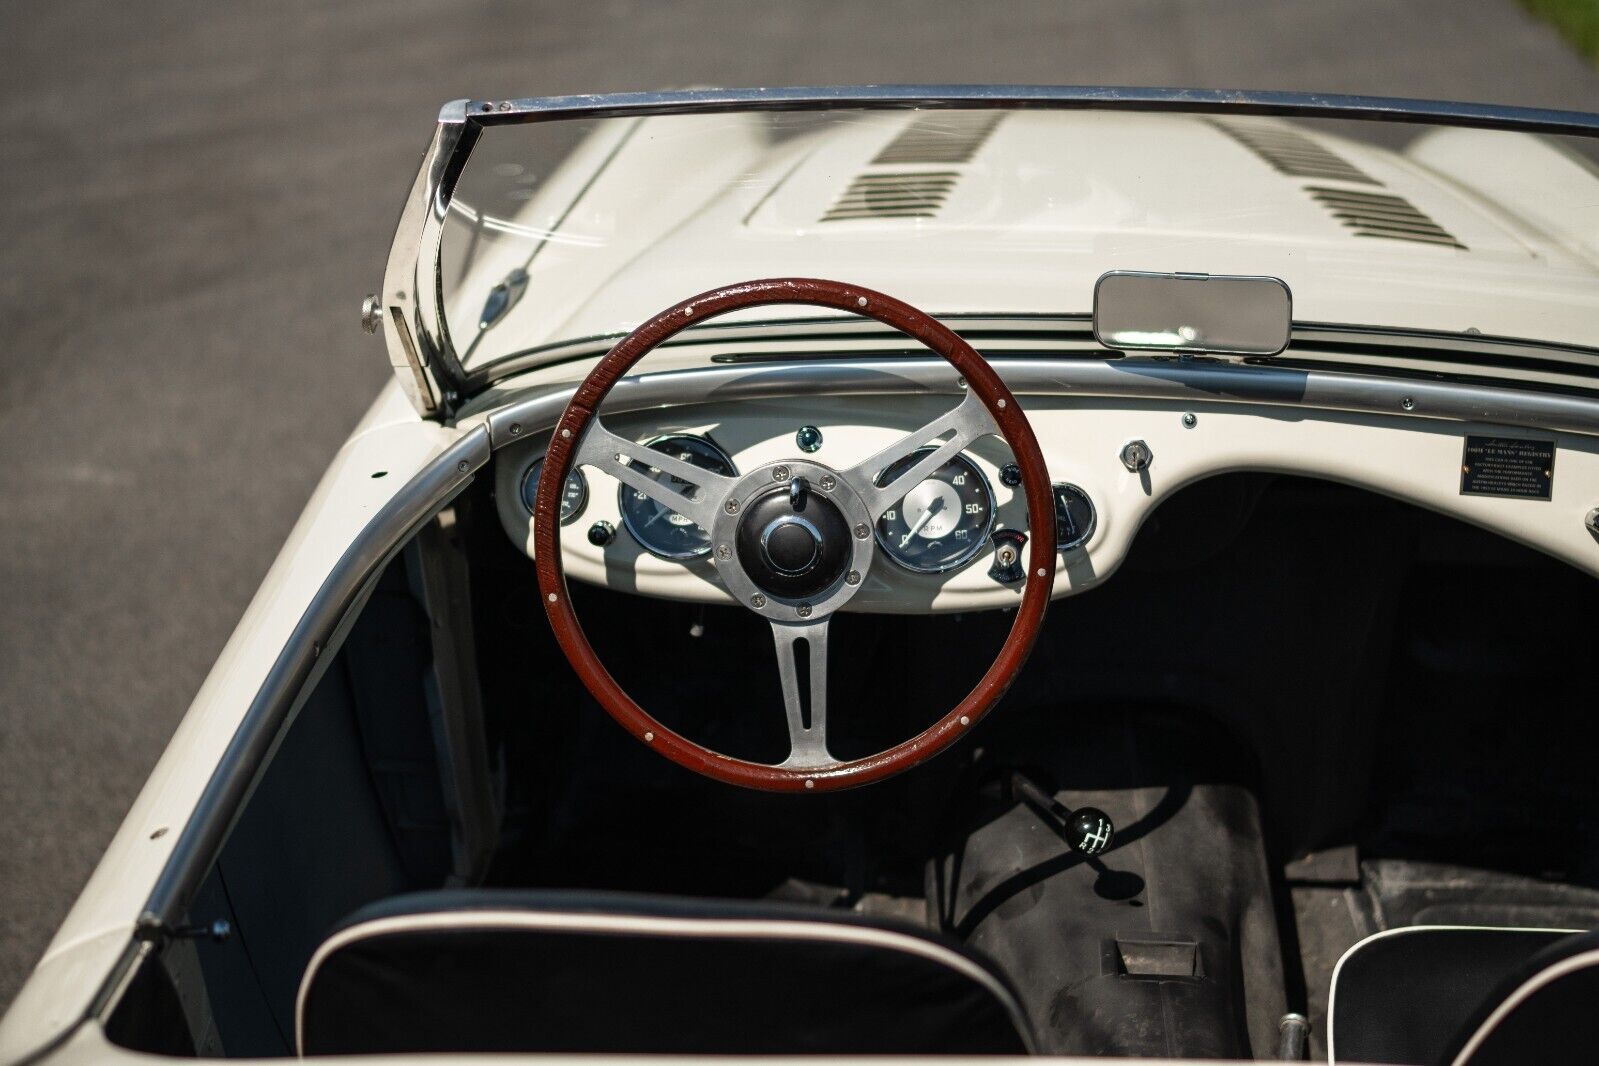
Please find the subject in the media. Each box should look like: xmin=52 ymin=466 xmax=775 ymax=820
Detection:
xmin=137 ymin=426 xmax=491 ymax=934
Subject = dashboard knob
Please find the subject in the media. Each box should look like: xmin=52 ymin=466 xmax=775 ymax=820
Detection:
xmin=587 ymin=520 xmax=616 ymax=546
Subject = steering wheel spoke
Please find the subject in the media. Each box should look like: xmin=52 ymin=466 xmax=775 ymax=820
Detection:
xmin=575 ymin=418 xmax=732 ymax=533
xmin=771 ymin=620 xmax=833 ymax=769
xmin=842 ymin=390 xmax=998 ymax=519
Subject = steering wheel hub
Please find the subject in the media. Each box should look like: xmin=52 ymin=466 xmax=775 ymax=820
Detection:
xmin=737 ymin=483 xmax=852 ymax=599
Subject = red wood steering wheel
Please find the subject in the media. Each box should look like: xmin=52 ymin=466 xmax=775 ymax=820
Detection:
xmin=534 ymin=279 xmax=1054 ymax=792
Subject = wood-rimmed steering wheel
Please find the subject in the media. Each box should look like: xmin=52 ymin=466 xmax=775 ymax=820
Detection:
xmin=533 ymin=279 xmax=1054 ymax=792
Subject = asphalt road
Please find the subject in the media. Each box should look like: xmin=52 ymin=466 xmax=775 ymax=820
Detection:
xmin=2 ymin=0 xmax=1597 ymax=1012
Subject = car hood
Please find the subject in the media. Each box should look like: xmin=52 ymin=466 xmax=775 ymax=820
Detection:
xmin=450 ymin=109 xmax=1599 ymax=370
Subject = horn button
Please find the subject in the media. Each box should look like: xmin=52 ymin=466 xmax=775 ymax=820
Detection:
xmin=736 ymin=478 xmax=852 ymax=600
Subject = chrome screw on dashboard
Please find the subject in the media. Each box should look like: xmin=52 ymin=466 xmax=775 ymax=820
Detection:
xmin=797 ymin=604 xmax=813 ymax=618
xmin=1120 ymin=439 xmax=1153 ymax=473
xmin=853 ymin=523 xmax=870 ymax=539
xmin=1182 ymin=412 xmax=1197 ymax=428
xmin=846 ymin=570 xmax=861 ymax=586
xmin=773 ymin=465 xmax=791 ymax=482
xmin=724 ymin=498 xmax=741 ymax=515
xmin=796 ymin=426 xmax=823 ymax=453
xmin=1586 ymin=507 xmax=1599 ymax=539
xmin=818 ymin=474 xmax=836 ymax=491
xmin=750 ymin=594 xmax=767 ymax=609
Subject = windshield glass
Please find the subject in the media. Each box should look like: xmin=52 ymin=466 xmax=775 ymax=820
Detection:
xmin=440 ymin=107 xmax=1599 ymax=372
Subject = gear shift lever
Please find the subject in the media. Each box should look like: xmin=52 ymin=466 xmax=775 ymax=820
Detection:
xmin=1008 ymin=771 xmax=1115 ymax=856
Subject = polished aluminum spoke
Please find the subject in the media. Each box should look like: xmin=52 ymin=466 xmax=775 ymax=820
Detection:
xmin=771 ymin=620 xmax=832 ymax=769
xmin=841 ymin=390 xmax=998 ymax=519
xmin=574 ymin=418 xmax=735 ymax=533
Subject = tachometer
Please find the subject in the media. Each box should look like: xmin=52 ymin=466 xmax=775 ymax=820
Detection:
xmin=874 ymin=449 xmax=995 ymax=574
xmin=521 ymin=456 xmax=588 ymax=524
xmin=618 ymin=434 xmax=738 ymax=560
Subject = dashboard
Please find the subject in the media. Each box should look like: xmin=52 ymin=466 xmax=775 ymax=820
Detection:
xmin=493 ymin=390 xmax=1599 ymax=614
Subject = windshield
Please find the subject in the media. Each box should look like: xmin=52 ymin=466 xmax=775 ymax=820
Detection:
xmin=439 ymin=105 xmax=1599 ymax=374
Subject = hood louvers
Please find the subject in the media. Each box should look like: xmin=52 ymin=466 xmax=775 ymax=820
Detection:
xmin=871 ymin=111 xmax=1004 ymax=165
xmin=821 ymin=171 xmax=960 ymax=221
xmin=1211 ymin=118 xmax=1467 ymax=250
xmin=1304 ymin=186 xmax=1466 ymax=249
xmin=1209 ymin=118 xmax=1379 ymax=185
xmin=821 ymin=113 xmax=1002 ymax=222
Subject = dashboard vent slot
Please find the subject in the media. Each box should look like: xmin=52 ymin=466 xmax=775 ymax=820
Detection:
xmin=1304 ymin=186 xmax=1467 ymax=249
xmin=872 ymin=111 xmax=1004 ymax=165
xmin=820 ymin=171 xmax=960 ymax=222
xmin=1209 ymin=119 xmax=1380 ymax=185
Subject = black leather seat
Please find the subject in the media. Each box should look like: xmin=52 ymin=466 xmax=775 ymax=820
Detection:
xmin=1329 ymin=925 xmax=1599 ymax=1064
xmin=296 ymin=889 xmax=1035 ymax=1056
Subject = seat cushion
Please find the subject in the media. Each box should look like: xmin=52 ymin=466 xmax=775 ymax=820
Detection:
xmin=296 ymin=888 xmax=1034 ymax=1056
xmin=1328 ymin=926 xmax=1572 ymax=1065
xmin=1443 ymin=928 xmax=1599 ymax=1066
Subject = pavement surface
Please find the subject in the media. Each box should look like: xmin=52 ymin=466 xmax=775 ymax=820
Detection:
xmin=2 ymin=0 xmax=1597 ymax=1015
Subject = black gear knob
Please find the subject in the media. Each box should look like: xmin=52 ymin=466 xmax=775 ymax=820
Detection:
xmin=1066 ymin=807 xmax=1115 ymax=856
xmin=1009 ymin=772 xmax=1116 ymax=856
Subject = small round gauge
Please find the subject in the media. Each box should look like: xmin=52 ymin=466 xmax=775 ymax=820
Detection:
xmin=521 ymin=456 xmax=588 ymax=524
xmin=1053 ymin=482 xmax=1096 ymax=551
xmin=874 ymin=449 xmax=995 ymax=574
xmin=618 ymin=434 xmax=738 ymax=560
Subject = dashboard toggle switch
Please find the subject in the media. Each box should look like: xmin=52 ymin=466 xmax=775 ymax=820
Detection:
xmin=987 ymin=528 xmax=1028 ymax=584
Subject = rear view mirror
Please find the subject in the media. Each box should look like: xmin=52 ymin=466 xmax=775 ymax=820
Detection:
xmin=1093 ymin=272 xmax=1292 ymax=357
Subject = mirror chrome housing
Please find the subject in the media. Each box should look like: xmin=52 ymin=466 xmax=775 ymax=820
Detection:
xmin=1093 ymin=271 xmax=1292 ymax=357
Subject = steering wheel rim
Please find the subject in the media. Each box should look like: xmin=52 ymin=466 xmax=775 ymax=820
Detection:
xmin=534 ymin=278 xmax=1055 ymax=792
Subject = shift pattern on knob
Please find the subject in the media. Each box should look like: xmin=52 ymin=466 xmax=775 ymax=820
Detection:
xmin=1067 ymin=807 xmax=1115 ymax=856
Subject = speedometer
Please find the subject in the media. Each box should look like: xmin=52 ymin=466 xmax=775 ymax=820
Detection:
xmin=874 ymin=449 xmax=995 ymax=574
xmin=618 ymin=434 xmax=738 ymax=560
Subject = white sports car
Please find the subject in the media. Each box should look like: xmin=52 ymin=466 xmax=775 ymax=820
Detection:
xmin=5 ymin=86 xmax=1599 ymax=1065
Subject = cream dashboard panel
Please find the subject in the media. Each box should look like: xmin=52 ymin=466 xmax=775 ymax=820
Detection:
xmin=494 ymin=394 xmax=1599 ymax=612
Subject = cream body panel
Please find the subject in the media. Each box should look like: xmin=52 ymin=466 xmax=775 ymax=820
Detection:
xmin=497 ymin=391 xmax=1599 ymax=611
xmin=0 ymin=385 xmax=458 ymax=1062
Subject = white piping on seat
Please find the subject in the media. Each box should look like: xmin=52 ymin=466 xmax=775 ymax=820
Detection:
xmin=293 ymin=908 xmax=1035 ymax=1057
xmin=1325 ymin=925 xmax=1578 ymax=1064
xmin=1447 ymin=945 xmax=1599 ymax=1066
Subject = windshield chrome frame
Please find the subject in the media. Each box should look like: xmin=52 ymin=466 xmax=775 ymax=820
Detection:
xmin=381 ymin=85 xmax=1599 ymax=420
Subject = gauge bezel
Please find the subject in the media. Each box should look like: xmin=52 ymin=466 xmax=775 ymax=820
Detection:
xmin=617 ymin=433 xmax=739 ymax=561
xmin=521 ymin=455 xmax=588 ymax=525
xmin=873 ymin=449 xmax=997 ymax=575
xmin=1052 ymin=481 xmax=1097 ymax=551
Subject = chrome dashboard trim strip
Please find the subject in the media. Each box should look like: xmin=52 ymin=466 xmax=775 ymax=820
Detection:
xmin=479 ymin=357 xmax=1599 ymax=448
xmin=468 ymin=317 xmax=1599 ymax=394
